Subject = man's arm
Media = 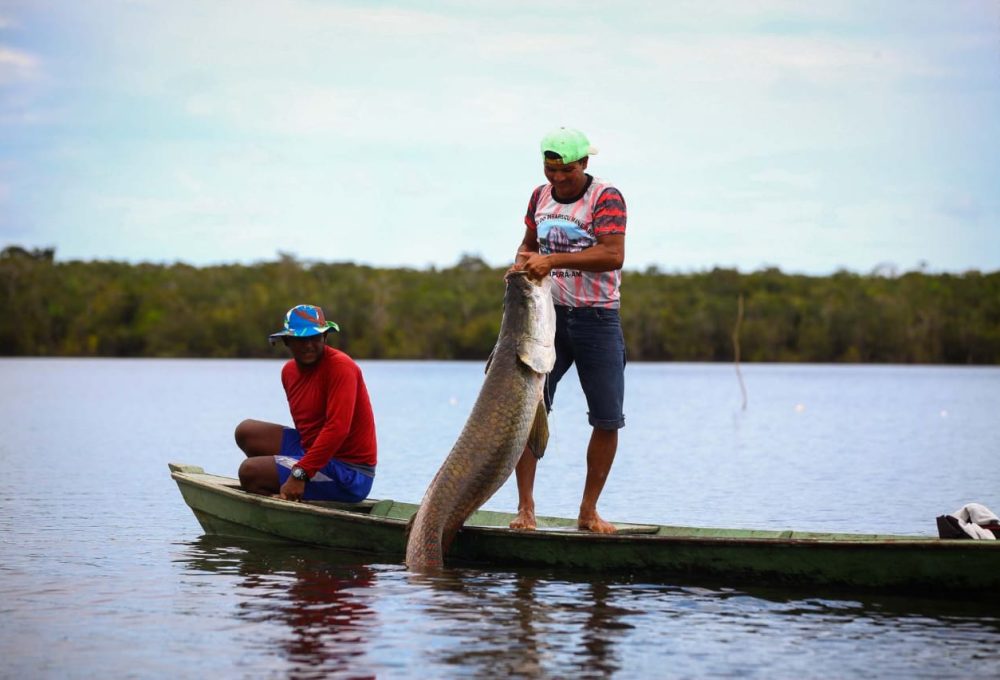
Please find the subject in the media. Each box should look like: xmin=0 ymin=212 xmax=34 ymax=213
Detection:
xmin=520 ymin=233 xmax=625 ymax=279
xmin=300 ymin=368 xmax=357 ymax=474
xmin=516 ymin=185 xmax=626 ymax=278
xmin=511 ymin=227 xmax=540 ymax=271
xmin=280 ymin=364 xmax=359 ymax=501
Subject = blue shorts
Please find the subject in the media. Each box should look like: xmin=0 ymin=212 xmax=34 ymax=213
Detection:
xmin=274 ymin=428 xmax=375 ymax=503
xmin=545 ymin=305 xmax=626 ymax=430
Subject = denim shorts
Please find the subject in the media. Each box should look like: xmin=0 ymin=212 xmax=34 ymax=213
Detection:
xmin=274 ymin=428 xmax=375 ymax=503
xmin=545 ymin=305 xmax=626 ymax=430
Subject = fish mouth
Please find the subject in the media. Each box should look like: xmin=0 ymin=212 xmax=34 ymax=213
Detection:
xmin=507 ymin=270 xmax=546 ymax=286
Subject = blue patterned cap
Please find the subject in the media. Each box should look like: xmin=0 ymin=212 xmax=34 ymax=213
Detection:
xmin=268 ymin=304 xmax=339 ymax=345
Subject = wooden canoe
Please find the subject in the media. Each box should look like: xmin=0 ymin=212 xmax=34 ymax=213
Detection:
xmin=170 ymin=463 xmax=1000 ymax=596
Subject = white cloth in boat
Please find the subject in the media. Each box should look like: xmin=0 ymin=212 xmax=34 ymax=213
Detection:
xmin=949 ymin=503 xmax=1000 ymax=540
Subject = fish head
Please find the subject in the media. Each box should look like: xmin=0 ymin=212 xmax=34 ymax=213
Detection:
xmin=505 ymin=271 xmax=556 ymax=374
xmin=505 ymin=268 xmax=550 ymax=296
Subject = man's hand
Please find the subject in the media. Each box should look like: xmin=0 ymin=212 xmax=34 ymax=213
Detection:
xmin=506 ymin=252 xmax=552 ymax=282
xmin=521 ymin=253 xmax=553 ymax=280
xmin=279 ymin=477 xmax=306 ymax=501
xmin=507 ymin=247 xmax=533 ymax=277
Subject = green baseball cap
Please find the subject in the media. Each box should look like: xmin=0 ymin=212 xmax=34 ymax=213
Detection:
xmin=540 ymin=127 xmax=598 ymax=164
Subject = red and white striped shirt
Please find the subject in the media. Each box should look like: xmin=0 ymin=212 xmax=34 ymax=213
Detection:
xmin=525 ymin=175 xmax=627 ymax=308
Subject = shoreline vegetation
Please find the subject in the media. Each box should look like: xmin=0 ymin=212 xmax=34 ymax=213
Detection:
xmin=2 ymin=246 xmax=998 ymax=364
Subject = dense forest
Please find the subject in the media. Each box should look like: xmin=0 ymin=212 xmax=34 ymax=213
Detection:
xmin=1 ymin=245 xmax=998 ymax=363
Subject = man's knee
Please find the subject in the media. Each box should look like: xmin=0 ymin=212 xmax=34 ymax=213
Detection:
xmin=237 ymin=457 xmax=257 ymax=485
xmin=239 ymin=457 xmax=276 ymax=494
xmin=234 ymin=420 xmax=249 ymax=450
xmin=235 ymin=419 xmax=282 ymax=456
xmin=233 ymin=418 xmax=261 ymax=449
xmin=238 ymin=457 xmax=249 ymax=481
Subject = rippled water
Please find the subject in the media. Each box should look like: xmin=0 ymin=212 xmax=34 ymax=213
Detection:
xmin=1 ymin=359 xmax=999 ymax=678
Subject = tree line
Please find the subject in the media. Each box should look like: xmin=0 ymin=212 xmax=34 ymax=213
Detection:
xmin=1 ymin=245 xmax=998 ymax=364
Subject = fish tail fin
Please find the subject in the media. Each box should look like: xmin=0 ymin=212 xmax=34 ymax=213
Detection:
xmin=405 ymin=509 xmax=445 ymax=570
xmin=526 ymin=400 xmax=549 ymax=460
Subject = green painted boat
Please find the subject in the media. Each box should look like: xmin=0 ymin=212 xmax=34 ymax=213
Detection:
xmin=170 ymin=463 xmax=1000 ymax=596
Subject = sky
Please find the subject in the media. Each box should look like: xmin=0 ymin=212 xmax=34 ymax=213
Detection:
xmin=1 ymin=0 xmax=998 ymax=275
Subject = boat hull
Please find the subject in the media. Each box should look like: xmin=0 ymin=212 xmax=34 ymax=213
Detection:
xmin=170 ymin=463 xmax=1000 ymax=595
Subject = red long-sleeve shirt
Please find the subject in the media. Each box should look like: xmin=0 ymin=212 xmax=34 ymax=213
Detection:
xmin=281 ymin=345 xmax=377 ymax=476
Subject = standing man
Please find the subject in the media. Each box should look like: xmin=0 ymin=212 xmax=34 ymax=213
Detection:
xmin=236 ymin=304 xmax=377 ymax=503
xmin=509 ymin=127 xmax=627 ymax=534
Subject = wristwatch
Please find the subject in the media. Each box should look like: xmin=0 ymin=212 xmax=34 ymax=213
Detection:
xmin=290 ymin=467 xmax=309 ymax=482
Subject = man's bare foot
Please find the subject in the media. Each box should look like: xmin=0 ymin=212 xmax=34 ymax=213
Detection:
xmin=509 ymin=508 xmax=537 ymax=530
xmin=578 ymin=512 xmax=617 ymax=534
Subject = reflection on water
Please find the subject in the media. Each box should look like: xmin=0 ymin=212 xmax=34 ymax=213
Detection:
xmin=175 ymin=536 xmax=1000 ymax=679
xmin=176 ymin=537 xmax=638 ymax=678
xmin=406 ymin=570 xmax=633 ymax=678
xmin=180 ymin=537 xmax=378 ymax=678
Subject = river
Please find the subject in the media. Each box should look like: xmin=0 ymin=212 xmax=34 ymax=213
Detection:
xmin=1 ymin=358 xmax=998 ymax=678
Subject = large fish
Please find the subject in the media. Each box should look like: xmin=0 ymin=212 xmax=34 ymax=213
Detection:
xmin=405 ymin=271 xmax=556 ymax=570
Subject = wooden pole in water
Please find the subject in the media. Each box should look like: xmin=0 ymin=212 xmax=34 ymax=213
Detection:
xmin=732 ymin=293 xmax=748 ymax=411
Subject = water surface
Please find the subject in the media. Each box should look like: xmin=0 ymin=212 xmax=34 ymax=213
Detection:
xmin=1 ymin=359 xmax=999 ymax=677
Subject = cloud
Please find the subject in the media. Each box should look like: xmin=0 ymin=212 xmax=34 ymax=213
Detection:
xmin=3 ymin=0 xmax=996 ymax=273
xmin=629 ymin=34 xmax=931 ymax=90
xmin=936 ymin=192 xmax=982 ymax=223
xmin=0 ymin=45 xmax=39 ymax=83
xmin=749 ymin=168 xmax=819 ymax=191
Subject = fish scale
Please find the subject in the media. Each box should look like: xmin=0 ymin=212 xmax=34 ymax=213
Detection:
xmin=405 ymin=273 xmax=555 ymax=570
